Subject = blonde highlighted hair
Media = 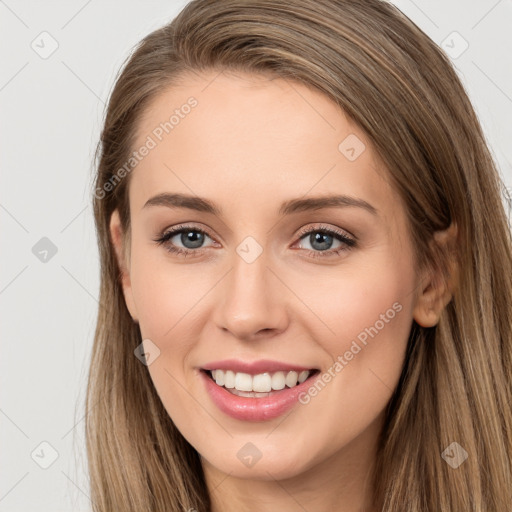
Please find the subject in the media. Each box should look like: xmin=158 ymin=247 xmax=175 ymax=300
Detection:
xmin=87 ymin=0 xmax=512 ymax=510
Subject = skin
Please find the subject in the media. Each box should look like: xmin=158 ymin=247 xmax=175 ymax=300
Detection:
xmin=110 ymin=70 xmax=455 ymax=512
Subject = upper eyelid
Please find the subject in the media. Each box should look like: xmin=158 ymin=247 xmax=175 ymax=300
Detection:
xmin=296 ymin=224 xmax=355 ymax=241
xmin=162 ymin=223 xmax=214 ymax=239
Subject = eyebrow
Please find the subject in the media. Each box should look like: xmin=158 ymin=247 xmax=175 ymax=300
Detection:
xmin=143 ymin=192 xmax=378 ymax=216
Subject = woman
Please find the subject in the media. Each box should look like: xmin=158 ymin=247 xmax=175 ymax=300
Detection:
xmin=87 ymin=0 xmax=512 ymax=510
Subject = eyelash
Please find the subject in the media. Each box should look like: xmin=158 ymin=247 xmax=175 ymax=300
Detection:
xmin=153 ymin=223 xmax=356 ymax=259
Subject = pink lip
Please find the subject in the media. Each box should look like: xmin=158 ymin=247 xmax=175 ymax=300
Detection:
xmin=199 ymin=368 xmax=320 ymax=422
xmin=201 ymin=358 xmax=316 ymax=375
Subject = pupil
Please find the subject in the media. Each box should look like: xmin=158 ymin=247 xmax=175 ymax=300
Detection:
xmin=311 ymin=232 xmax=332 ymax=251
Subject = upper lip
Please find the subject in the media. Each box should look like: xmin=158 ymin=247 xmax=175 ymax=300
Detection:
xmin=201 ymin=359 xmax=317 ymax=375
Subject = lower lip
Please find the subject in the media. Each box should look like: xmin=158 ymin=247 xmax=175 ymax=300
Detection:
xmin=199 ymin=369 xmax=319 ymax=422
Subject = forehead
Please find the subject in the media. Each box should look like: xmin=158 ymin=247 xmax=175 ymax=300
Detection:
xmin=129 ymin=70 xmax=400 ymax=224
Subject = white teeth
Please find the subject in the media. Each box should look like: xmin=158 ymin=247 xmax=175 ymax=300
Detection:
xmin=235 ymin=372 xmax=253 ymax=392
xmin=208 ymin=369 xmax=314 ymax=392
xmin=224 ymin=370 xmax=235 ymax=389
xmin=298 ymin=370 xmax=310 ymax=383
xmin=285 ymin=371 xmax=298 ymax=388
xmin=213 ymin=370 xmax=224 ymax=386
xmin=271 ymin=371 xmax=286 ymax=390
xmin=252 ymin=373 xmax=272 ymax=392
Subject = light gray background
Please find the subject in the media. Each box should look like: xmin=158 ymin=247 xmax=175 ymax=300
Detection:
xmin=1 ymin=1 xmax=511 ymax=510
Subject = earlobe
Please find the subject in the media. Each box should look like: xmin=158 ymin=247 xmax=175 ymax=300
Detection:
xmin=109 ymin=210 xmax=139 ymax=323
xmin=413 ymin=222 xmax=458 ymax=328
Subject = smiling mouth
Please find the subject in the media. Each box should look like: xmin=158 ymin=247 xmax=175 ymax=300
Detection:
xmin=201 ymin=368 xmax=320 ymax=398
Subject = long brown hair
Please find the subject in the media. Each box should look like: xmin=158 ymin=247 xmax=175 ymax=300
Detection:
xmin=87 ymin=1 xmax=512 ymax=510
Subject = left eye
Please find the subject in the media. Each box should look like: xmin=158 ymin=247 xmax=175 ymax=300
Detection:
xmin=298 ymin=230 xmax=343 ymax=251
xmin=294 ymin=225 xmax=356 ymax=258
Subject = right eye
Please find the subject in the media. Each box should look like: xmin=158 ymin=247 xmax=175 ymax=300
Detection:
xmin=153 ymin=224 xmax=217 ymax=256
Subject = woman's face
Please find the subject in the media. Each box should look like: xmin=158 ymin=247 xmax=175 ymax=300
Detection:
xmin=111 ymin=71 xmax=428 ymax=483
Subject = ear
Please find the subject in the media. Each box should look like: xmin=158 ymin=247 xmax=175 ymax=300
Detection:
xmin=109 ymin=209 xmax=139 ymax=323
xmin=413 ymin=222 xmax=458 ymax=327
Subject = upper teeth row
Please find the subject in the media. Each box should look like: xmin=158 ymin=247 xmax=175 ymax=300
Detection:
xmin=211 ymin=369 xmax=312 ymax=392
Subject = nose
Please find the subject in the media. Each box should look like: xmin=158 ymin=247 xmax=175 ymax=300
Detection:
xmin=212 ymin=249 xmax=288 ymax=341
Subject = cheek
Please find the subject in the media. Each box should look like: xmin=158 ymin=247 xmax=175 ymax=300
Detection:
xmin=129 ymin=244 xmax=210 ymax=340
xmin=128 ymin=247 xmax=206 ymax=423
xmin=285 ymin=259 xmax=415 ymax=455
xmin=290 ymin=254 xmax=414 ymax=347
xmin=291 ymin=255 xmax=416 ymax=401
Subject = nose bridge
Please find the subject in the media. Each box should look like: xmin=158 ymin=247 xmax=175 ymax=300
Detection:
xmin=213 ymin=237 xmax=286 ymax=338
xmin=231 ymin=243 xmax=268 ymax=300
